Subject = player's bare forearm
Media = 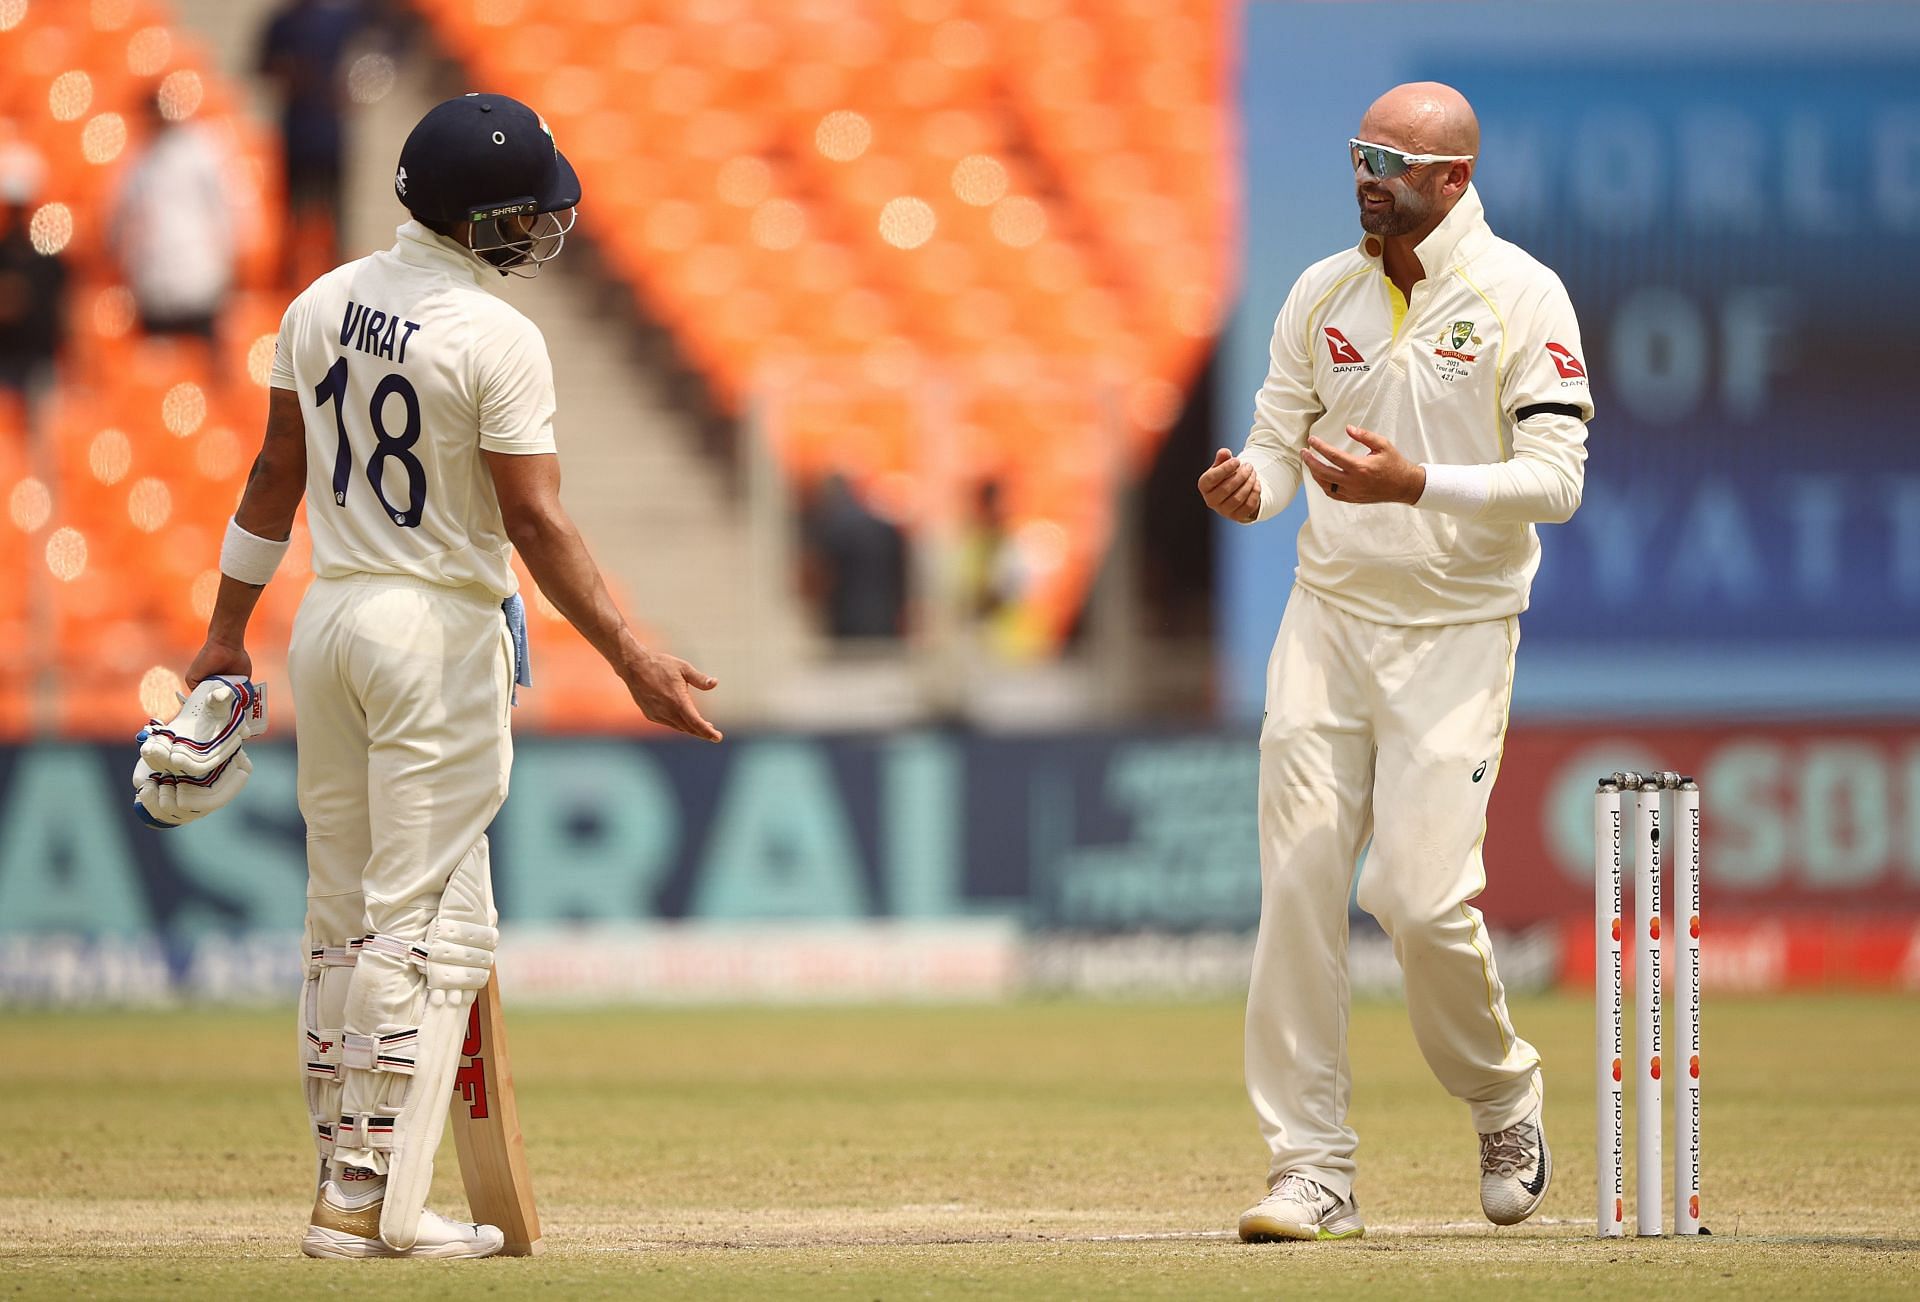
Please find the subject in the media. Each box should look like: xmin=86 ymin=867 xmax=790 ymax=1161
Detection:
xmin=186 ymin=387 xmax=308 ymax=685
xmin=501 ymin=505 xmax=639 ymax=671
xmin=485 ymin=449 xmax=721 ymax=741
xmin=236 ymin=386 xmax=308 ymax=543
xmin=201 ymin=576 xmax=265 ymax=655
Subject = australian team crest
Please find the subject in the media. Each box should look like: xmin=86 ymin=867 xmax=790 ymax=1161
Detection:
xmin=1431 ymin=320 xmax=1481 ymax=381
xmin=1434 ymin=320 xmax=1480 ymax=361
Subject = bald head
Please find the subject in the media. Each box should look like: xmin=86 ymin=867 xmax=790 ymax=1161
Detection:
xmin=1359 ymin=82 xmax=1479 ymax=159
xmin=1351 ymin=82 xmax=1478 ymax=243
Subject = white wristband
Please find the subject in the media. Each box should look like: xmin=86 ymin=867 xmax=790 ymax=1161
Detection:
xmin=219 ymin=517 xmax=290 ymax=586
xmin=1415 ymin=462 xmax=1493 ymax=517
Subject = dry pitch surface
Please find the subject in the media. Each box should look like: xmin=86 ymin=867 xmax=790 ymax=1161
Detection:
xmin=3 ymin=993 xmax=1916 ymax=1299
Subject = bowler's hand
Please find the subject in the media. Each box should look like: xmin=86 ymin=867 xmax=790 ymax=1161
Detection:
xmin=1304 ymin=426 xmax=1427 ymax=505
xmin=624 ymin=649 xmax=724 ymax=742
xmin=1198 ymin=448 xmax=1263 ymax=523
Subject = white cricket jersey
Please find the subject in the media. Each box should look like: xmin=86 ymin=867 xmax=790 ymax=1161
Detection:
xmin=268 ymin=220 xmax=557 ymax=600
xmin=1242 ymin=185 xmax=1593 ymax=625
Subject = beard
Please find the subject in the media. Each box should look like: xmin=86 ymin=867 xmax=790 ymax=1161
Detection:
xmin=1357 ymin=179 xmax=1434 ymax=236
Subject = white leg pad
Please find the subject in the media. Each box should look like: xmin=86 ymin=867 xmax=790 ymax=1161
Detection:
xmin=332 ymin=947 xmax=422 ymax=1181
xmin=300 ymin=940 xmax=359 ymax=1173
xmin=334 ymin=839 xmax=499 ymax=1251
xmin=375 ymin=986 xmax=477 ymax=1249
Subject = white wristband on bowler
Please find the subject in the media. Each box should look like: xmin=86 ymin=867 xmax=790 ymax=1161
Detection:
xmin=219 ymin=517 xmax=290 ymax=586
xmin=1415 ymin=463 xmax=1493 ymax=517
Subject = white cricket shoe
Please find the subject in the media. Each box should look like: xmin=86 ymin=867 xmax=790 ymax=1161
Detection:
xmin=1479 ymin=1104 xmax=1552 ymax=1226
xmin=301 ymin=1180 xmax=505 ymax=1260
xmin=1237 ymin=1172 xmax=1365 ymax=1242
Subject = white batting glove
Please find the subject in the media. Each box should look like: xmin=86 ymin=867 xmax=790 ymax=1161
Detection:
xmin=132 ymin=750 xmax=253 ymax=829
xmin=138 ymin=676 xmax=268 ymax=780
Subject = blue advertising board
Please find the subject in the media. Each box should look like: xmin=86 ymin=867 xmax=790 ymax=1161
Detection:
xmin=0 ymin=736 xmax=1261 ymax=944
xmin=7 ymin=724 xmax=1918 ymax=1000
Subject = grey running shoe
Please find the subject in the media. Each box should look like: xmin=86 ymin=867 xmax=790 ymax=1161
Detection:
xmin=1238 ymin=1172 xmax=1365 ymax=1242
xmin=1479 ymin=1105 xmax=1552 ymax=1226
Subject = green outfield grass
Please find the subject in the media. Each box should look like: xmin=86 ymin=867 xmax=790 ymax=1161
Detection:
xmin=3 ymin=993 xmax=1916 ymax=1299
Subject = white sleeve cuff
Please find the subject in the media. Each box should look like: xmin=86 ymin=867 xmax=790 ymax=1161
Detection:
xmin=1240 ymin=448 xmax=1285 ymax=523
xmin=1416 ymin=462 xmax=1494 ymax=517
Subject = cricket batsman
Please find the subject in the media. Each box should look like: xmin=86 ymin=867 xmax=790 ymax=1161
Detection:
xmin=134 ymin=93 xmax=723 ymax=1258
xmin=1198 ymin=82 xmax=1592 ymax=1240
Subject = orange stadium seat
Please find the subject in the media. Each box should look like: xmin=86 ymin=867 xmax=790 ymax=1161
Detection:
xmin=3 ymin=0 xmax=1231 ymax=736
xmin=0 ymin=0 xmax=284 ymax=735
xmin=415 ymin=0 xmax=1231 ymax=648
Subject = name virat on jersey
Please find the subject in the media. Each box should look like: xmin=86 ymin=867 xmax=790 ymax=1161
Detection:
xmin=340 ymin=300 xmax=423 ymax=364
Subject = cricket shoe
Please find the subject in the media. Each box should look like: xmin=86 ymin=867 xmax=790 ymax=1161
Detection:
xmin=1479 ymin=1104 xmax=1552 ymax=1226
xmin=301 ymin=1180 xmax=505 ymax=1259
xmin=1237 ymin=1172 xmax=1365 ymax=1242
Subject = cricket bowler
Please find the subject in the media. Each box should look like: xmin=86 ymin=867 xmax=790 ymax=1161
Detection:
xmin=1198 ymin=82 xmax=1592 ymax=1240
xmin=147 ymin=93 xmax=723 ymax=1259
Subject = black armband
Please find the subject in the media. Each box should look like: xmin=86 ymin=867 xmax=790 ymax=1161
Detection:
xmin=1514 ymin=402 xmax=1585 ymax=422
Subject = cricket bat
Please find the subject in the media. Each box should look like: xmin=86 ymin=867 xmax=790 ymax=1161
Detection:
xmin=449 ymin=968 xmax=544 ymax=1255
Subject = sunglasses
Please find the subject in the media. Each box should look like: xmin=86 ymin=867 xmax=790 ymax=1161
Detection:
xmin=1349 ymin=138 xmax=1475 ymax=180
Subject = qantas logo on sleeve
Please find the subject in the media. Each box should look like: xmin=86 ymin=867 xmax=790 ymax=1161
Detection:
xmin=1546 ymin=342 xmax=1587 ymax=379
xmin=1323 ymin=327 xmax=1369 ymax=370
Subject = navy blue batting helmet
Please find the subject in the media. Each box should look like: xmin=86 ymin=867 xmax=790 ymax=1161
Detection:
xmin=394 ymin=93 xmax=580 ymax=224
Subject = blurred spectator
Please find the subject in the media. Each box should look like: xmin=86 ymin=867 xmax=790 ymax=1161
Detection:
xmin=802 ymin=471 xmax=907 ymax=640
xmin=955 ymin=477 xmax=1043 ymax=660
xmin=959 ymin=479 xmax=1022 ymax=624
xmin=258 ymin=0 xmax=366 ymax=285
xmin=0 ymin=124 xmax=46 ymax=213
xmin=0 ymin=132 xmax=64 ymax=426
xmin=109 ymin=91 xmax=236 ymax=344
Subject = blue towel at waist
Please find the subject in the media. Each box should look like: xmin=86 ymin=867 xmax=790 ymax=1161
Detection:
xmin=501 ymin=594 xmax=533 ymax=705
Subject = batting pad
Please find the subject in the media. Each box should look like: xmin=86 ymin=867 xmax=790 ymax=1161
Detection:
xmin=382 ymin=840 xmax=498 ymax=1248
xmin=317 ymin=839 xmax=498 ymax=1249
xmin=300 ymin=940 xmax=358 ymax=1174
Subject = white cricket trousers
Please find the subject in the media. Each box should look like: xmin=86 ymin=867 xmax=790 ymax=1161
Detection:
xmin=288 ymin=574 xmax=513 ymax=1173
xmin=290 ymin=573 xmax=514 ymax=943
xmin=1245 ymin=584 xmax=1541 ymax=1200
